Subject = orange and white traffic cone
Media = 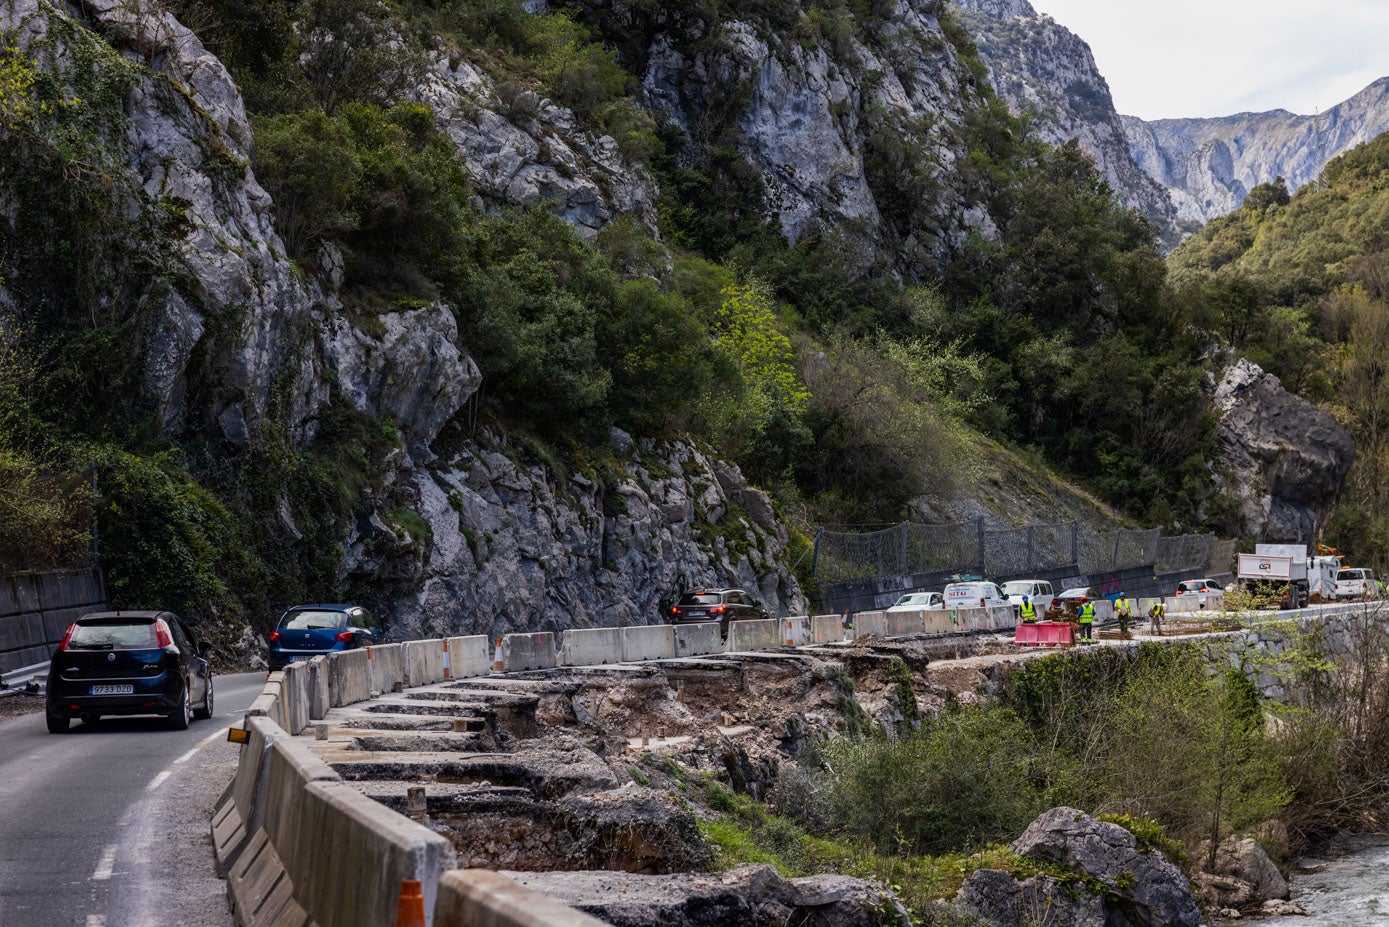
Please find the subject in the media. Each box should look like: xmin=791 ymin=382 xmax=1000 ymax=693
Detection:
xmin=492 ymin=637 xmax=505 ymax=672
xmin=395 ymin=879 xmax=426 ymax=927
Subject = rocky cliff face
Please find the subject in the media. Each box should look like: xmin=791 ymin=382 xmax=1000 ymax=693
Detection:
xmin=953 ymin=0 xmax=1188 ymax=246
xmin=1211 ymin=359 xmax=1355 ymax=544
xmin=0 ymin=0 xmax=801 ymax=633
xmin=1123 ymin=77 xmax=1389 ymax=225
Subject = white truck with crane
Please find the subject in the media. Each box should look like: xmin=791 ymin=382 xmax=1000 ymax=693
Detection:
xmin=1236 ymin=544 xmax=1341 ymax=609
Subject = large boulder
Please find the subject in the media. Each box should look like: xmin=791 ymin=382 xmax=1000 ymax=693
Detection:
xmin=1212 ymin=359 xmax=1354 ymax=544
xmin=957 ymin=807 xmax=1201 ymax=927
xmin=1205 ymin=835 xmax=1289 ymax=903
xmin=502 ymin=864 xmax=908 ymax=927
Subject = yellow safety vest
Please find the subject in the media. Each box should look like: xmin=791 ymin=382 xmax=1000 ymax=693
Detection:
xmin=1078 ymin=603 xmax=1095 ymax=623
xmin=1020 ymin=602 xmax=1036 ymax=622
xmin=1116 ymin=598 xmax=1130 ymax=615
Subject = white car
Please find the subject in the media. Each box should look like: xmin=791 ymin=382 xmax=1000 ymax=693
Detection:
xmin=888 ymin=592 xmax=944 ymax=612
xmin=1335 ymin=568 xmax=1378 ymax=600
xmin=1000 ymin=580 xmax=1058 ymax=613
xmin=1174 ymin=578 xmax=1224 ymax=595
xmin=943 ymin=581 xmax=1007 ymax=609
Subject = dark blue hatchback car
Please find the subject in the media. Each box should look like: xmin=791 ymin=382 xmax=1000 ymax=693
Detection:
xmin=267 ymin=604 xmax=386 ymax=670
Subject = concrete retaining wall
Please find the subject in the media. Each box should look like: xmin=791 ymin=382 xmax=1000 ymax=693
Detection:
xmin=809 ymin=615 xmax=844 ymax=643
xmin=726 ymin=618 xmax=780 ymax=652
xmin=502 ymin=633 xmax=558 ymax=672
xmin=673 ymin=623 xmax=723 ymax=657
xmin=561 ymin=628 xmax=622 ymax=667
xmin=447 ymin=635 xmax=492 ymax=678
xmin=621 ymin=625 xmax=676 ymax=662
xmin=0 ymin=567 xmax=107 ymax=677
xmin=402 ymin=640 xmax=447 ymax=687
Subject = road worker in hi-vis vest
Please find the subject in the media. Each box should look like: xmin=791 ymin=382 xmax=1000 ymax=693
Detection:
xmin=1077 ymin=596 xmax=1095 ymax=643
xmin=1019 ymin=596 xmax=1037 ymax=623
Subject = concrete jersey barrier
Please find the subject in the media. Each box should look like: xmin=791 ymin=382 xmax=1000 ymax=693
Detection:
xmin=809 ymin=615 xmax=844 ymax=643
xmin=402 ymin=640 xmax=447 ymax=687
xmin=852 ymin=611 xmax=888 ymax=638
xmin=446 ymin=635 xmax=491 ymax=678
xmin=434 ymin=870 xmax=610 ymax=927
xmin=621 ymin=624 xmax=676 ymax=662
xmin=502 ymin=633 xmax=559 ymax=672
xmin=673 ymin=622 xmax=723 ymax=657
xmin=726 ymin=618 xmax=780 ymax=652
xmin=329 ymin=648 xmax=373 ymax=707
xmin=560 ymin=628 xmax=622 ymax=667
xmin=781 ymin=617 xmax=811 ymax=646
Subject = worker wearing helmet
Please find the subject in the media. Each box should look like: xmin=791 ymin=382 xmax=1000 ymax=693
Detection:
xmin=1019 ymin=595 xmax=1037 ymax=624
xmin=1115 ymin=592 xmax=1131 ymax=633
xmin=1077 ymin=595 xmax=1095 ymax=643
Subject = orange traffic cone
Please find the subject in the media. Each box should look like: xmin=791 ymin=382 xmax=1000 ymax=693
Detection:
xmin=395 ymin=879 xmax=426 ymax=927
xmin=492 ymin=637 xmax=505 ymax=672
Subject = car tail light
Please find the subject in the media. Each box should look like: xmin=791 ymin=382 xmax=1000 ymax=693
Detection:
xmin=269 ymin=631 xmax=281 ymax=643
xmin=57 ymin=623 xmax=77 ymax=651
xmin=711 ymin=605 xmax=726 ymax=615
xmin=670 ymin=607 xmax=681 ymax=616
xmin=155 ymin=619 xmax=173 ymax=649
xmin=334 ymin=630 xmax=354 ymax=642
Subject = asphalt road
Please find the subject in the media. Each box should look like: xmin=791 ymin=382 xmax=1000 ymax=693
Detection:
xmin=0 ymin=672 xmax=265 ymax=927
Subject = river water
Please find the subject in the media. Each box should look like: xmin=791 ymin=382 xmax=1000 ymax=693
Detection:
xmin=1237 ymin=835 xmax=1389 ymax=926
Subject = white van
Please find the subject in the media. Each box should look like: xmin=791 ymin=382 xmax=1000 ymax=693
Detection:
xmin=1000 ymin=580 xmax=1057 ymax=612
xmin=888 ymin=592 xmax=944 ymax=612
xmin=943 ymin=581 xmax=1007 ymax=609
xmin=1336 ymin=568 xmax=1378 ymax=600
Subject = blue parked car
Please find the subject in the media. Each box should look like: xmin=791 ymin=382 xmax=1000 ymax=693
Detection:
xmin=267 ymin=604 xmax=388 ymax=670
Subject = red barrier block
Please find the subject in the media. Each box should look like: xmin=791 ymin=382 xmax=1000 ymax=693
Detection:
xmin=1014 ymin=623 xmax=1040 ymax=645
xmin=1038 ymin=622 xmax=1074 ymax=647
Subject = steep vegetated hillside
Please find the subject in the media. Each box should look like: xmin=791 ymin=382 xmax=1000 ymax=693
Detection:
xmin=1170 ymin=134 xmax=1389 ymax=565
xmin=0 ymin=0 xmax=1335 ymax=650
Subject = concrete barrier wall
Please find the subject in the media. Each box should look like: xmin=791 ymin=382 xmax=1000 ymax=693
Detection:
xmin=561 ymin=628 xmax=622 ymax=667
xmin=330 ymin=648 xmax=372 ymax=707
xmin=502 ymin=633 xmax=559 ymax=672
xmin=369 ymin=644 xmax=404 ymax=695
xmin=402 ymin=640 xmax=447 ymax=687
xmin=447 ymin=635 xmax=492 ymax=678
xmin=810 ymin=615 xmax=844 ymax=643
xmin=280 ymin=661 xmax=312 ymax=735
xmin=673 ymin=623 xmax=723 ymax=657
xmin=923 ymin=609 xmax=956 ymax=633
xmin=781 ymin=617 xmax=811 ymax=646
xmin=885 ymin=611 xmax=925 ymax=637
xmin=990 ymin=605 xmax=1016 ymax=630
xmin=308 ymin=655 xmax=330 ymax=721
xmin=726 ymin=618 xmax=780 ymax=652
xmin=951 ymin=608 xmax=988 ymax=632
xmin=621 ymin=624 xmax=676 ymax=662
xmin=852 ymin=611 xmax=888 ymax=638
xmin=435 ymin=870 xmax=610 ymax=927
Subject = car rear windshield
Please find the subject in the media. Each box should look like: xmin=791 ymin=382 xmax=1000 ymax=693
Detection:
xmin=279 ymin=610 xmax=348 ymax=630
xmin=678 ymin=594 xmax=722 ymax=606
xmin=1339 ymin=570 xmax=1368 ymax=580
xmin=69 ymin=620 xmax=158 ymax=650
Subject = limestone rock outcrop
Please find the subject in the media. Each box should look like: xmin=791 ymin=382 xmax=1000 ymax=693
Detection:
xmin=1212 ymin=359 xmax=1354 ymax=544
xmin=956 ymin=807 xmax=1201 ymax=927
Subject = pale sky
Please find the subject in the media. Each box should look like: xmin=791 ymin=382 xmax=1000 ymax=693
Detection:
xmin=1030 ymin=1 xmax=1389 ymax=120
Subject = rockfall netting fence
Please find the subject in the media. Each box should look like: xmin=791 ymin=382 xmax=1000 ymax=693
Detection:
xmin=812 ymin=520 xmax=1229 ymax=584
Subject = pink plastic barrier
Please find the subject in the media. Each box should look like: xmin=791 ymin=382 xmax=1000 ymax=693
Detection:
xmin=1014 ymin=622 xmax=1073 ymax=647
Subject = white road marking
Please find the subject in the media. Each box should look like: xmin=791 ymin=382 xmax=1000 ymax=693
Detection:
xmin=145 ymin=770 xmax=171 ymax=792
xmin=91 ymin=845 xmax=118 ymax=881
xmin=173 ymin=746 xmax=200 ymax=765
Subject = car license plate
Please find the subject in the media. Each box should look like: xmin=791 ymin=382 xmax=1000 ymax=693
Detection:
xmin=90 ymin=684 xmax=134 ymax=695
xmin=686 ymin=610 xmax=706 ymax=617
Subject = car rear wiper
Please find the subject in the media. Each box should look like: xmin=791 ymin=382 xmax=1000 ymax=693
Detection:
xmin=71 ymin=642 xmax=115 ymax=650
xmin=305 ymin=625 xmax=335 ymax=630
